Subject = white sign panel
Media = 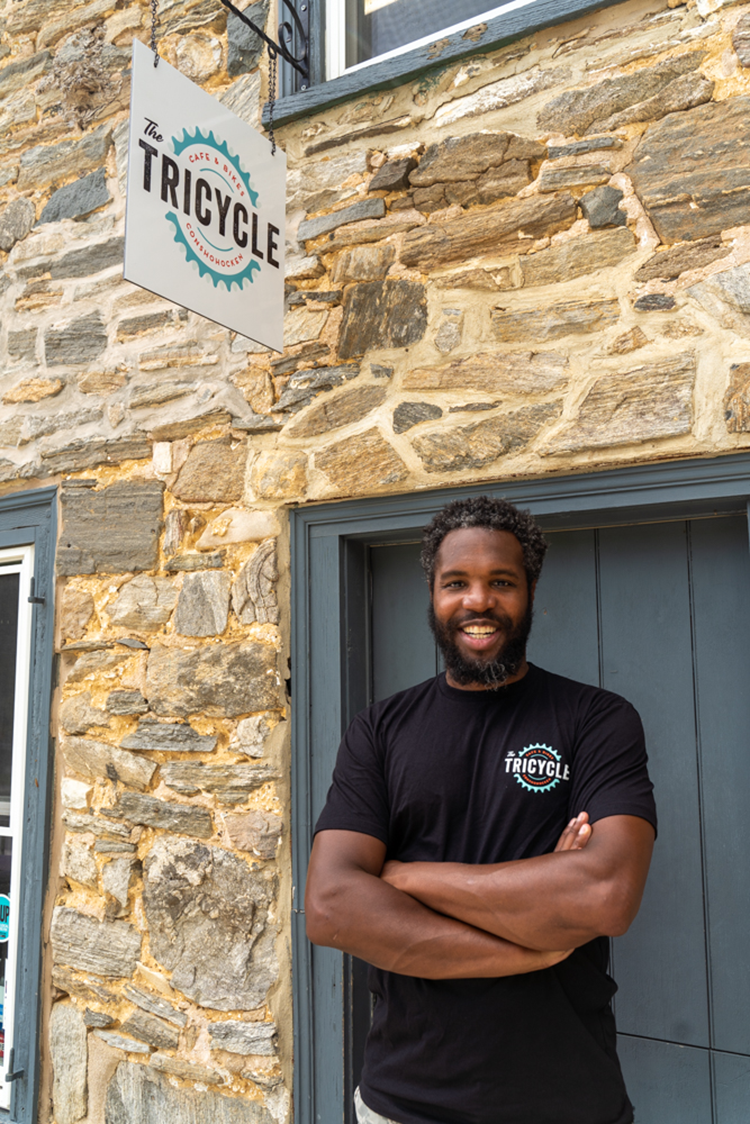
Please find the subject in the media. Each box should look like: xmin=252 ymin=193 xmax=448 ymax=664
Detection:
xmin=124 ymin=39 xmax=286 ymax=352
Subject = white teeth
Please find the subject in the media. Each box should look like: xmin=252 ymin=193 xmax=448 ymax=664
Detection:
xmin=462 ymin=626 xmax=496 ymax=635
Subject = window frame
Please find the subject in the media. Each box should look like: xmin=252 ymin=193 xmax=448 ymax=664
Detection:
xmin=0 ymin=488 xmax=56 ymax=1124
xmin=269 ymin=0 xmax=626 ymax=127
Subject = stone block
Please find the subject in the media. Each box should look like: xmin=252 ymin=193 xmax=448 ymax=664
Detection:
xmin=400 ymin=193 xmax=577 ymax=271
xmin=608 ymin=327 xmax=649 ymax=355
xmin=21 ymin=407 xmax=103 ymax=445
xmin=283 ymin=307 xmax=329 ymax=347
xmin=547 ymin=354 xmax=695 ymax=452
xmin=0 ymin=416 xmax=22 ymax=446
xmin=174 ymin=571 xmax=231 ymax=637
xmin=51 ymin=906 xmax=141 ymax=977
xmin=236 ymin=715 xmax=273 ymax=757
xmin=634 ymin=294 xmax=675 ymax=311
xmin=42 ymin=435 xmax=152 ymax=475
xmin=251 ymin=450 xmax=307 ymax=500
xmin=412 ymin=403 xmax=562 ymax=473
xmin=64 ymin=648 xmax=130 ymax=683
xmin=297 ymin=198 xmax=385 ymax=243
xmin=106 ymin=576 xmax=177 ymax=631
xmin=60 ymin=587 xmax=95 ymax=641
xmin=102 ymin=856 xmax=134 ymax=914
xmin=84 ymin=1010 xmax=114 ymax=1028
xmin=580 ymin=186 xmax=626 ymax=229
xmin=122 ymin=984 xmax=187 ymax=1027
xmin=173 ymin=440 xmax=246 ymax=503
xmin=689 ymin=261 xmax=750 ymax=317
xmin=409 ymin=132 xmax=543 ymax=187
xmin=196 ymin=508 xmax=280 ymax=550
xmin=275 ymin=364 xmax=360 ymax=413
xmin=166 ymin=553 xmax=225 ymax=572
xmin=627 ymin=97 xmax=750 ymax=243
xmin=160 ymin=762 xmax=278 ymax=803
xmin=63 ymin=840 xmax=98 ymax=887
xmin=547 ymin=137 xmax=622 ymax=159
xmin=17 ymin=124 xmax=111 ymax=191
xmin=120 ymin=1011 xmax=179 ymax=1051
xmin=142 ymin=837 xmax=278 ymax=1011
xmin=106 ymin=792 xmax=212 ymax=838
xmin=38 ymin=168 xmax=110 ymax=224
xmin=224 ymin=811 xmax=282 ymax=859
xmin=106 ymin=1062 xmax=273 ymax=1124
xmin=286 ymin=384 xmax=387 ymax=439
xmin=232 ymin=541 xmax=279 ymax=625
xmin=733 ymin=12 xmax=750 ymax=66
xmin=61 ymin=778 xmax=93 ymax=811
xmin=220 ymin=71 xmax=262 ymax=126
xmin=537 ymin=53 xmax=703 ymax=135
xmin=369 ymin=157 xmax=416 ymax=193
xmin=537 ymin=163 xmax=610 ymax=193
xmin=63 ymin=812 xmax=133 ymax=839
xmin=60 ymin=692 xmax=108 ymax=735
xmin=598 ymin=72 xmax=713 ymax=133
xmin=434 ymin=66 xmax=565 ymax=128
xmin=339 ymin=280 xmax=426 ymax=359
xmin=52 ymin=965 xmax=118 ymax=1005
xmin=45 ymin=314 xmax=108 ymax=365
xmin=146 ymin=641 xmax=280 ymax=717
xmin=58 ymin=482 xmax=164 ymax=576
xmin=393 ymin=402 xmax=443 ymax=433
xmin=49 ymin=237 xmax=124 ymax=278
xmin=0 ymin=197 xmax=35 ymax=251
xmin=121 ymin=719 xmax=217 ymax=753
xmin=316 ymin=428 xmax=407 ymax=492
xmin=724 ymin=363 xmax=750 ymax=431
xmin=332 ymin=243 xmax=395 ymax=284
xmin=403 ymin=351 xmax=568 ymax=396
xmin=635 ymin=236 xmax=730 ymax=282
xmin=0 ymin=47 xmax=50 ymax=92
xmin=3 ymin=376 xmax=62 ymax=403
xmin=210 ymin=1021 xmax=277 ymax=1055
xmin=94 ymin=1030 xmax=150 ymax=1054
xmin=7 ymin=329 xmax=36 ymax=361
xmin=521 ymin=228 xmax=637 ymax=288
xmin=434 ymin=309 xmax=464 ymax=354
xmin=60 ymin=735 xmax=156 ymax=792
xmin=491 ymin=299 xmax=620 ymax=343
xmin=227 ymin=1 xmax=269 ymax=75
xmin=51 ymin=1003 xmax=88 ymax=1124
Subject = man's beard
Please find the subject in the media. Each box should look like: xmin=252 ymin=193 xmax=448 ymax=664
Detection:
xmin=428 ymin=602 xmax=533 ymax=688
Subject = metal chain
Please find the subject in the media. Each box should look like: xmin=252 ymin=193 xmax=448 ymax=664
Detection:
xmin=267 ymin=46 xmax=277 ymax=156
xmin=151 ymin=0 xmax=160 ymax=66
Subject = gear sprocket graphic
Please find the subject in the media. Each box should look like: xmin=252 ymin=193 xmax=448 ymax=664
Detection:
xmin=515 ymin=743 xmax=561 ymax=793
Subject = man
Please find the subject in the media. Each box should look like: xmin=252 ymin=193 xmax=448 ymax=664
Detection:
xmin=306 ymin=496 xmax=656 ymax=1124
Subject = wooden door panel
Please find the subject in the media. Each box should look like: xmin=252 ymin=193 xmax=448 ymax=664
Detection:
xmin=527 ymin=529 xmax=599 ymax=687
xmin=712 ymin=1050 xmax=750 ymax=1122
xmin=371 ymin=542 xmax=437 ymax=703
xmin=617 ymin=1036 xmax=712 ymax=1124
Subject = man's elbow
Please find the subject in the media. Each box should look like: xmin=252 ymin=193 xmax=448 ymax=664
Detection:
xmin=594 ymin=878 xmax=643 ymax=938
xmin=305 ymin=879 xmax=345 ymax=947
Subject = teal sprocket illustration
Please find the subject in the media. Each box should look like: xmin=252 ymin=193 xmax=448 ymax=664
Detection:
xmin=504 ymin=744 xmax=569 ymax=794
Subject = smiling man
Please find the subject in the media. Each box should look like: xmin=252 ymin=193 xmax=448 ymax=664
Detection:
xmin=306 ymin=496 xmax=657 ymax=1124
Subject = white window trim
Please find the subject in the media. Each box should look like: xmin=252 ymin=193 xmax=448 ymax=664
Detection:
xmin=0 ymin=545 xmax=34 ymax=1112
xmin=326 ymin=0 xmax=545 ymax=79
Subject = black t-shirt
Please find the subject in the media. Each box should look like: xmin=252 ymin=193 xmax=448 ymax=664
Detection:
xmin=315 ymin=664 xmax=657 ymax=1124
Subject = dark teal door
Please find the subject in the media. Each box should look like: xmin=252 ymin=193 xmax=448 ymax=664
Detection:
xmin=368 ymin=515 xmax=750 ymax=1123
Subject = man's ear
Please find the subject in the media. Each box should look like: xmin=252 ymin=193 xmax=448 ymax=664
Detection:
xmin=529 ymin=579 xmax=537 ymax=604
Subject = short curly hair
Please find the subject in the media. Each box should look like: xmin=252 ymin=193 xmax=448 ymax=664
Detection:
xmin=420 ymin=495 xmax=547 ymax=589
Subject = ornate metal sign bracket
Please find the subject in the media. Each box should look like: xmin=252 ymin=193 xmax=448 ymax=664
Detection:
xmin=217 ymin=0 xmax=310 ymax=83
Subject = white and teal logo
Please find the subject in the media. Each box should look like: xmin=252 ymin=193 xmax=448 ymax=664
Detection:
xmin=504 ymin=744 xmax=570 ymax=794
xmin=0 ymin=894 xmax=9 ymax=942
xmin=138 ymin=123 xmax=281 ymax=292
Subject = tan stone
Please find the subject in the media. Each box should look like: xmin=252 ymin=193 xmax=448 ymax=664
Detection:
xmin=60 ymin=587 xmax=95 ymax=641
xmin=491 ymin=299 xmax=619 ymax=343
xmin=608 ymin=327 xmax=649 ymax=355
xmin=332 ymin=243 xmax=395 ymax=284
xmin=251 ymin=450 xmax=308 ymax=500
xmin=224 ymin=811 xmax=282 ymax=858
xmin=3 ymin=377 xmax=63 ymax=404
xmin=77 ymin=370 xmax=128 ymax=395
xmin=173 ymin=440 xmax=246 ymax=502
xmin=412 ymin=403 xmax=562 ymax=473
xmin=521 ymin=228 xmax=637 ymax=288
xmin=401 ymin=193 xmax=577 ymax=270
xmin=322 ymin=211 xmax=423 ymax=253
xmin=60 ymin=734 xmax=157 ymax=792
xmin=196 ymin=509 xmax=281 ymax=550
xmin=286 ymin=385 xmax=387 ymax=439
xmin=546 ymin=354 xmax=695 ymax=453
xmin=403 ymin=351 xmax=568 ymax=396
xmin=634 ymin=237 xmax=731 ymax=282
xmin=283 ymin=308 xmax=329 ymax=348
xmin=233 ymin=367 xmax=274 ymax=414
xmin=316 ymin=429 xmax=407 ymax=492
xmin=724 ymin=363 xmax=750 ymax=432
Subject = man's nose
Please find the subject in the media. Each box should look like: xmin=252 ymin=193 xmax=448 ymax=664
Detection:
xmin=462 ymin=583 xmax=496 ymax=610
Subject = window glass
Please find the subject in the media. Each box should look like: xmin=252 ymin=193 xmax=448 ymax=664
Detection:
xmin=344 ymin=0 xmax=501 ymax=69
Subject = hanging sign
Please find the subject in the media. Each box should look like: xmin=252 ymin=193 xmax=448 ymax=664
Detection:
xmin=0 ymin=896 xmax=9 ymax=943
xmin=124 ymin=39 xmax=286 ymax=352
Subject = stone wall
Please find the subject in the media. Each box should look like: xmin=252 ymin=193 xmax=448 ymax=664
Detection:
xmin=1 ymin=0 xmax=750 ymax=1121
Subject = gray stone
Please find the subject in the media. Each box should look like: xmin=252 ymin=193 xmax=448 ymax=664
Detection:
xmin=315 ymin=428 xmax=408 ymax=493
xmin=733 ymin=12 xmax=750 ymax=66
xmin=547 ymin=354 xmax=695 ymax=453
xmin=232 ymin=541 xmax=279 ymax=626
xmin=60 ymin=587 xmax=95 ymax=642
xmin=210 ymin=1021 xmax=277 ymax=1055
xmin=122 ymin=984 xmax=188 ymax=1027
xmin=595 ymin=72 xmax=714 ymax=133
xmin=51 ymin=1003 xmax=88 ymax=1124
xmin=412 ymin=403 xmax=562 ymax=473
xmin=163 ymin=509 xmax=187 ymax=557
xmin=0 ymin=416 xmax=23 ymax=445
xmin=0 ymin=197 xmax=35 ymax=251
xmin=120 ymin=1011 xmax=179 ymax=1051
xmin=236 ymin=715 xmax=273 ymax=757
xmin=95 ymin=841 xmax=137 ymax=854
xmin=167 ymin=553 xmax=226 ymax=572
xmin=128 ymin=379 xmax=194 ymax=409
xmin=51 ymin=906 xmax=142 ymax=977
xmin=537 ymin=163 xmax=610 ymax=193
xmin=60 ymin=692 xmax=108 ymax=735
xmin=538 ymin=53 xmax=704 ymax=135
xmin=449 ymin=402 xmax=499 ymax=412
xmin=298 ymin=198 xmax=386 ymax=243
xmin=724 ymin=362 xmax=750 ymax=431
xmin=403 ymin=351 xmax=568 ymax=396
xmin=118 ymin=312 xmax=174 ymax=340
xmin=0 ymin=49 xmax=50 ymax=96
xmin=521 ymin=228 xmax=637 ymax=288
xmin=147 ymin=641 xmax=280 ymax=718
xmin=41 ymin=436 xmax=152 ymax=475
xmin=38 ymin=168 xmax=110 ymax=225
xmin=149 ymin=1053 xmax=223 ymax=1084
xmin=275 ymin=364 xmax=360 ymax=413
xmin=434 ymin=309 xmax=464 ymax=354
xmin=121 ymin=719 xmax=217 ymax=754
xmin=580 ymin=186 xmax=626 ymax=229
xmin=102 ymin=857 xmax=134 ymax=915
xmin=49 ymin=237 xmax=124 ymax=279
xmin=690 ymin=262 xmax=750 ymax=316
xmin=393 ymin=402 xmax=443 ymax=433
xmin=63 ymin=840 xmax=98 ymax=888
xmin=84 ymin=1009 xmax=114 ymax=1028
xmin=174 ymin=571 xmax=231 ymax=637
xmin=227 ymin=1 xmax=269 ymax=75
xmin=331 ymin=244 xmax=395 ymax=284
xmin=63 ymin=812 xmax=133 ymax=840
xmin=17 ymin=124 xmax=112 ymax=191
xmin=106 ymin=1063 xmax=273 ymax=1124
xmin=224 ymin=811 xmax=282 ymax=859
xmin=547 ymin=136 xmax=622 ymax=159
xmin=173 ymin=439 xmax=246 ymax=503
xmin=20 ymin=407 xmax=103 ymax=444
xmin=409 ymin=132 xmax=543 ymax=188
xmin=7 ymin=327 xmax=37 ymax=360
xmin=60 ymin=735 xmax=156 ymax=792
xmin=369 ymin=157 xmax=417 ymax=193
xmin=161 ymin=763 xmax=278 ymax=803
xmin=106 ymin=691 xmax=149 ymax=716
xmin=94 ymin=1030 xmax=150 ymax=1054
xmin=400 ymin=192 xmax=577 ymax=271
xmin=371 ymin=364 xmax=393 ymax=379
xmin=627 ymin=97 xmax=750 ymax=243
xmin=635 ymin=236 xmax=730 ymax=282
xmin=633 ymin=294 xmax=675 ymax=311
xmin=286 ymin=384 xmax=387 ymax=438
xmin=105 ymin=792 xmax=213 ymax=838
xmin=143 ymin=837 xmax=278 ymax=1011
xmin=491 ymin=299 xmax=620 ymax=343
xmin=52 ymin=965 xmax=117 ymax=1005
xmin=339 ymin=280 xmax=427 ymax=360
xmin=58 ymin=481 xmax=164 ymax=576
xmin=45 ymin=314 xmax=108 ymax=365
xmin=64 ymin=648 xmax=130 ymax=683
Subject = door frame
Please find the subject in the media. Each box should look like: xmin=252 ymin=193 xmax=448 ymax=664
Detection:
xmin=289 ymin=452 xmax=750 ymax=1124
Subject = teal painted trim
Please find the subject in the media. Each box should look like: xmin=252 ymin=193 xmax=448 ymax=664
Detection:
xmin=0 ymin=487 xmax=57 ymax=1124
xmin=290 ymin=452 xmax=750 ymax=1124
xmin=264 ymin=0 xmax=624 ymax=128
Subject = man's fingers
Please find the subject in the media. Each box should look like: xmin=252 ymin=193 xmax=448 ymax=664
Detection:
xmin=554 ymin=813 xmax=591 ymax=852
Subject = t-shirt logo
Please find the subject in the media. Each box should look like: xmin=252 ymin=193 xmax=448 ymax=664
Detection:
xmin=504 ymin=744 xmax=570 ymax=793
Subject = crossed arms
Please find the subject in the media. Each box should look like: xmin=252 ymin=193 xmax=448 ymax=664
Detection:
xmin=305 ymin=814 xmax=655 ymax=980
